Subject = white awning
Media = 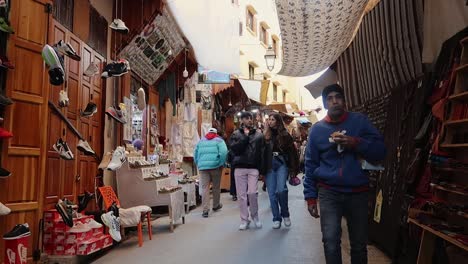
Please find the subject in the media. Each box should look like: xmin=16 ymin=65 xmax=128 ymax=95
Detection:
xmin=166 ymin=0 xmax=240 ymax=74
xmin=238 ymin=79 xmax=263 ymax=103
xmin=304 ymin=69 xmax=338 ymax=98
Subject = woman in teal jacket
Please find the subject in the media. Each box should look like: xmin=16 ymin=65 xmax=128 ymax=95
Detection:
xmin=194 ymin=128 xmax=228 ymax=217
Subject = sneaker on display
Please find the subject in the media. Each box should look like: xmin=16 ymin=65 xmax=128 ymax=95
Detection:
xmin=84 ymin=218 xmax=103 ymax=229
xmin=0 ymin=55 xmax=14 ymax=69
xmin=107 ymin=202 xmax=120 ymax=217
xmin=109 ymin=19 xmax=129 ymax=34
xmin=58 ymin=90 xmax=69 ymax=108
xmin=83 ymin=62 xmax=99 ymax=77
xmin=101 ymin=211 xmax=121 ymax=242
xmin=55 ymin=199 xmax=74 ymax=227
xmin=101 ymin=61 xmax=128 ymax=78
xmin=0 ymin=202 xmax=11 ymax=215
xmin=42 ymin=44 xmax=64 ymax=71
xmin=68 ymin=222 xmax=91 ymax=233
xmin=107 ymin=146 xmax=126 ymax=171
xmin=137 ymin=87 xmax=146 ymax=110
xmin=48 ymin=67 xmax=65 ymax=86
xmin=3 ymin=224 xmax=30 ymax=240
xmin=0 ymin=127 xmax=13 ymax=138
xmin=53 ymin=138 xmax=74 ymax=160
xmin=239 ymin=221 xmax=250 ymax=231
xmin=0 ymin=94 xmax=13 ymax=105
xmin=0 ymin=17 xmax=14 ymax=34
xmin=283 ymin=217 xmax=291 ymax=227
xmin=77 ymin=191 xmax=94 ymax=212
xmin=98 ymin=152 xmax=112 ymax=170
xmin=80 ymin=102 xmax=97 ymax=117
xmin=55 ymin=40 xmax=81 ymax=61
xmin=0 ymin=167 xmax=11 ymax=177
xmin=105 ymin=106 xmax=126 ymax=124
xmin=77 ymin=139 xmax=96 ymax=156
xmin=62 ymin=198 xmax=78 ymax=210
xmin=272 ymin=221 xmax=281 ymax=229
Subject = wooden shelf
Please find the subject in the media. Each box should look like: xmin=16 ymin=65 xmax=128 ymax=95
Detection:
xmin=440 ymin=143 xmax=468 ymax=148
xmin=444 ymin=119 xmax=468 ymax=127
xmin=408 ymin=218 xmax=468 ymax=251
xmin=455 ymin=64 xmax=468 ymax=72
xmin=431 ymin=183 xmax=468 ymax=196
xmin=449 ymin=91 xmax=468 ymax=101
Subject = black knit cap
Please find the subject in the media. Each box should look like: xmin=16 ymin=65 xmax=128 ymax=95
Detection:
xmin=322 ymin=84 xmax=345 ymax=109
xmin=240 ymin=111 xmax=253 ymax=119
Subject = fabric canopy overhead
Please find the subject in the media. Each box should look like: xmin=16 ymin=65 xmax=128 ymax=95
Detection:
xmin=275 ymin=0 xmax=370 ymax=76
xmin=304 ymin=69 xmax=338 ymax=98
xmin=166 ymin=0 xmax=240 ymax=74
xmin=238 ymin=79 xmax=270 ymax=105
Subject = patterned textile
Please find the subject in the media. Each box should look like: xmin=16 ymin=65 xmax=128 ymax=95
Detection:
xmin=276 ymin=0 xmax=368 ymax=76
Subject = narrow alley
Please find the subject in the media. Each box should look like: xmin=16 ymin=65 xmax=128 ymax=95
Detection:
xmin=93 ymin=177 xmax=390 ymax=264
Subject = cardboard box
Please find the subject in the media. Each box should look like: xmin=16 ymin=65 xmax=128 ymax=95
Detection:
xmin=65 ymin=229 xmax=93 ymax=243
xmin=63 ymin=244 xmax=77 ymax=256
xmin=76 ymin=237 xmax=102 ymax=256
xmin=53 ymin=233 xmax=66 ymax=244
xmin=43 ymin=244 xmax=54 ymax=255
xmin=44 ymin=210 xmax=60 ymax=222
xmin=43 ymin=233 xmax=54 ymax=244
xmin=54 ymin=244 xmax=65 ymax=256
xmin=100 ymin=234 xmax=113 ymax=248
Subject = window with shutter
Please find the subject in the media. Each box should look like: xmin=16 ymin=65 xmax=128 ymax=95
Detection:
xmin=53 ymin=0 xmax=74 ymax=31
xmin=273 ymin=84 xmax=278 ymax=101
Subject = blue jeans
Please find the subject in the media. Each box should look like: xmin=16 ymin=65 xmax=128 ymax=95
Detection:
xmin=265 ymin=156 xmax=289 ymax=222
xmin=318 ymin=188 xmax=368 ymax=264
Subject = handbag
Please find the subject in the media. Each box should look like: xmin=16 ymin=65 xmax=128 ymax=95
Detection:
xmin=288 ymin=175 xmax=301 ymax=186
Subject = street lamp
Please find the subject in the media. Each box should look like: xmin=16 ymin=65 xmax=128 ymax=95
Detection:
xmin=264 ymin=45 xmax=276 ymax=71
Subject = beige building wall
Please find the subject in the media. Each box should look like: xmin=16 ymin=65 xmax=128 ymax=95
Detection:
xmin=238 ymin=0 xmax=299 ymax=105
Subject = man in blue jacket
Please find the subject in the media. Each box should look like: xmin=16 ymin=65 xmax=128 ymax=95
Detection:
xmin=304 ymin=84 xmax=386 ymax=264
xmin=194 ymin=128 xmax=228 ymax=218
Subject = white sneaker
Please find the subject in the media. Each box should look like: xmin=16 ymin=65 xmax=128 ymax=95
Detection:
xmin=53 ymin=138 xmax=74 ymax=160
xmin=239 ymin=221 xmax=250 ymax=231
xmin=84 ymin=62 xmax=99 ymax=77
xmin=0 ymin=202 xmax=11 ymax=215
xmin=109 ymin=19 xmax=129 ymax=34
xmin=84 ymin=218 xmax=103 ymax=229
xmin=137 ymin=87 xmax=146 ymax=110
xmin=101 ymin=211 xmax=121 ymax=242
xmin=283 ymin=217 xmax=291 ymax=227
xmin=272 ymin=221 xmax=281 ymax=229
xmin=107 ymin=146 xmax=126 ymax=171
xmin=77 ymin=139 xmax=95 ymax=156
xmin=253 ymin=218 xmax=262 ymax=229
xmin=55 ymin=40 xmax=81 ymax=61
xmin=58 ymin=90 xmax=69 ymax=107
xmin=68 ymin=222 xmax=91 ymax=233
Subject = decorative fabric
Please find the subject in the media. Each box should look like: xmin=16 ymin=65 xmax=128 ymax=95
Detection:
xmin=276 ymin=0 xmax=368 ymax=76
xmin=119 ymin=8 xmax=186 ymax=85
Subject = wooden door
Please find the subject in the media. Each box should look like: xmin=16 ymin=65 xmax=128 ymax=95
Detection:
xmin=44 ymin=21 xmax=105 ymax=211
xmin=0 ymin=0 xmax=50 ymax=260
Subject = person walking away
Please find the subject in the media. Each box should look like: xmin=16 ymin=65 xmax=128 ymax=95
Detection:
xmin=229 ymin=111 xmax=265 ymax=230
xmin=299 ymin=140 xmax=307 ymax=173
xmin=194 ymin=128 xmax=228 ymax=218
xmin=264 ymin=113 xmax=299 ymax=229
xmin=304 ymin=84 xmax=386 ymax=264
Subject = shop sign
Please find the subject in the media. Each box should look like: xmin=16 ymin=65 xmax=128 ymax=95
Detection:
xmin=198 ymin=64 xmax=230 ymax=84
xmin=119 ymin=8 xmax=186 ymax=85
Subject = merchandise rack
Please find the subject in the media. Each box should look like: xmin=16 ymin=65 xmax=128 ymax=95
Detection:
xmin=116 ymin=156 xmax=185 ymax=232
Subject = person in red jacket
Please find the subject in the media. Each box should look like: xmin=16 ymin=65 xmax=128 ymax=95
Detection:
xmin=304 ymin=84 xmax=386 ymax=264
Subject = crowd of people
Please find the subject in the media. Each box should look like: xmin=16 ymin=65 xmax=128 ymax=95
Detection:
xmin=193 ymin=84 xmax=386 ymax=264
